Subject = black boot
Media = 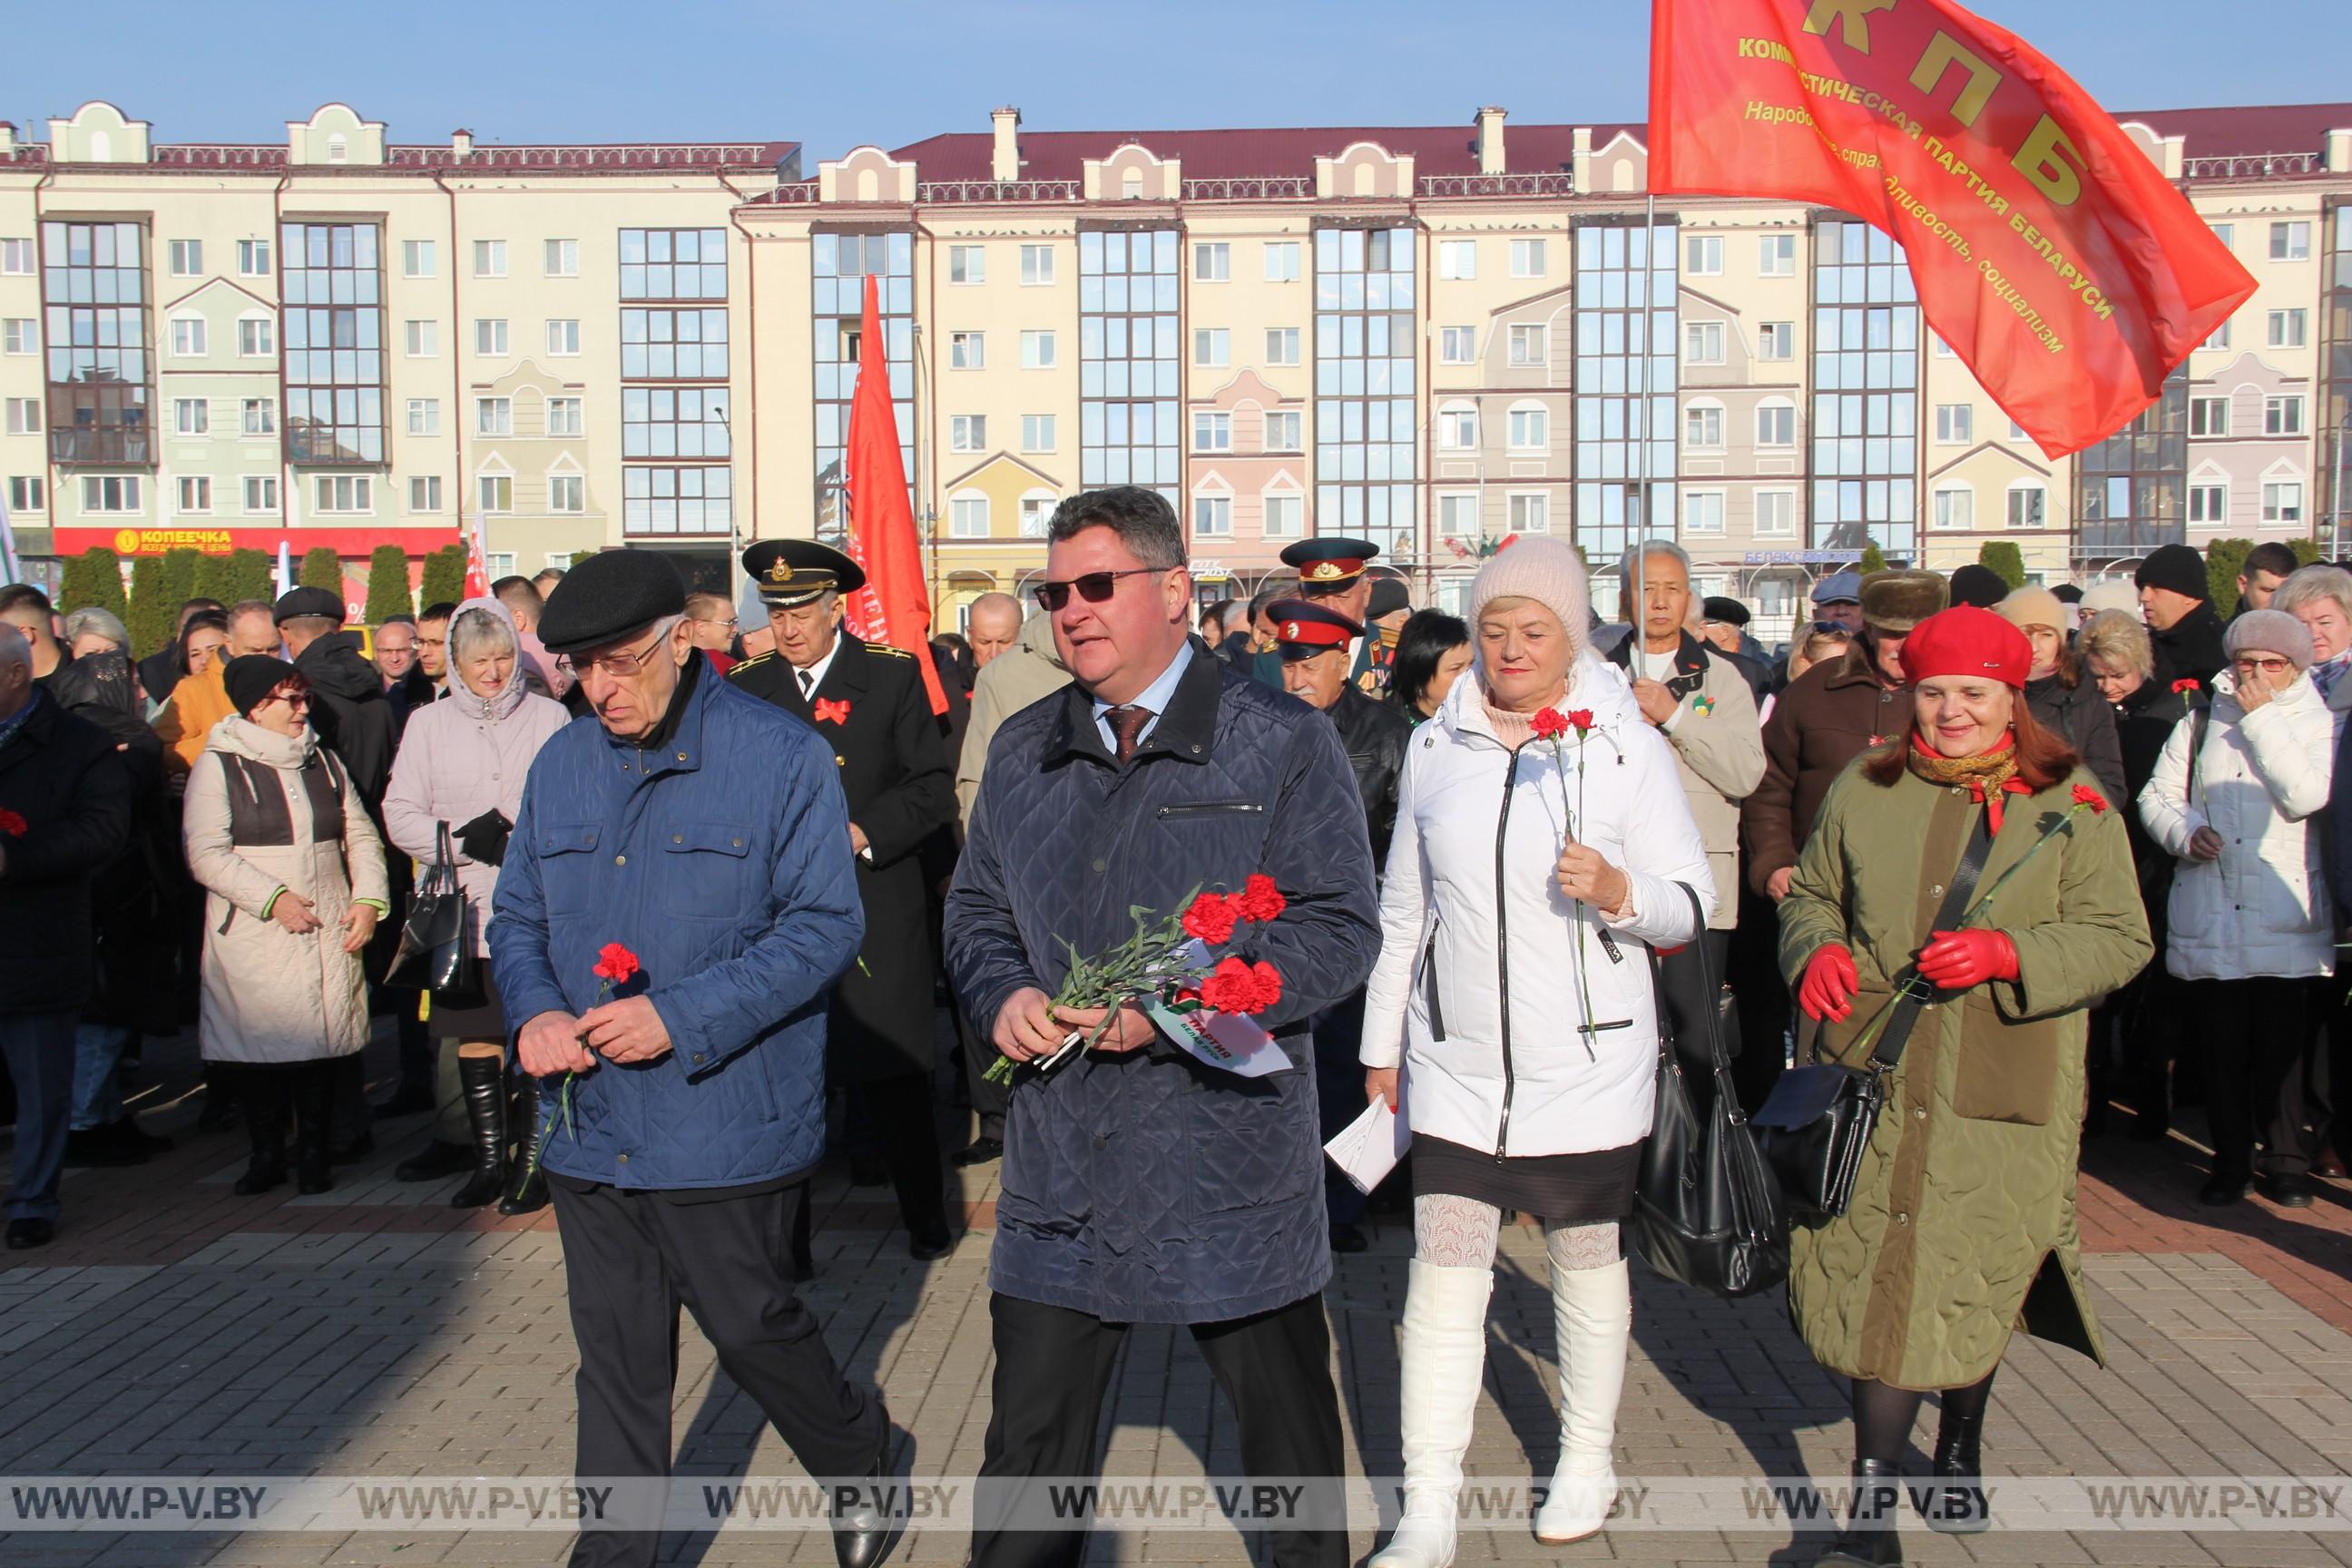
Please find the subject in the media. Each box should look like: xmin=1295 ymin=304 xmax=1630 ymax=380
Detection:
xmin=232 ymin=1068 xmax=287 ymax=1196
xmin=1818 ymin=1460 xmax=1905 ymax=1566
xmin=294 ymin=1062 xmax=334 ymax=1196
xmin=449 ymin=1053 xmax=507 ymax=1210
xmin=1924 ymin=1401 xmax=1989 ymax=1534
xmin=200 ymin=1060 xmax=240 ymax=1132
xmin=499 ymin=1074 xmax=550 ymax=1215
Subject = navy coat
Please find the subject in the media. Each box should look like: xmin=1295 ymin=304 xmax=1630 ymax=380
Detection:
xmin=944 ymin=641 xmax=1381 ymax=1324
xmin=489 ymin=662 xmax=865 ymax=1190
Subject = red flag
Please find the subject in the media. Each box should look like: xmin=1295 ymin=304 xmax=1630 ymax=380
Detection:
xmin=1649 ymin=0 xmax=2255 ymax=456
xmin=461 ymin=513 xmax=489 ymax=599
xmin=842 ymin=272 xmax=946 ymax=715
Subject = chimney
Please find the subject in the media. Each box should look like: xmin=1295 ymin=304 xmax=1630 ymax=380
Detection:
xmin=451 ymin=128 xmax=474 ymax=160
xmin=991 ymin=106 xmax=1022 ymax=182
xmin=0 ymin=122 xmax=14 ymax=159
xmin=1475 ymin=106 xmax=1507 ymax=177
xmin=2329 ymin=128 xmax=2352 ymax=173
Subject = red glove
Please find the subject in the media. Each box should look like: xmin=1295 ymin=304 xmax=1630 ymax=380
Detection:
xmin=1916 ymin=929 xmax=2020 ymax=991
xmin=1798 ymin=945 xmax=1860 ymax=1023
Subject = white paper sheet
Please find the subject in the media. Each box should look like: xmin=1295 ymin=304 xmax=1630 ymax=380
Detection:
xmin=1323 ymin=1095 xmax=1410 ymax=1194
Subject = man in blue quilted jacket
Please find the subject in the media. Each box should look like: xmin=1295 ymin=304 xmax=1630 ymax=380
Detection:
xmin=491 ymin=550 xmax=900 ymax=1568
xmin=945 ymin=486 xmax=1382 ymax=1568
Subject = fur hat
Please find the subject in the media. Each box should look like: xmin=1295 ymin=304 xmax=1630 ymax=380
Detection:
xmin=1995 ymin=587 xmax=2066 ymax=633
xmin=1467 ymin=536 xmax=1590 ymax=657
xmin=1860 ymin=569 xmax=1948 ymax=635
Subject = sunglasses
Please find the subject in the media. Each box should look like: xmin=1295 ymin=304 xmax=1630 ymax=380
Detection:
xmin=1031 ymin=567 xmax=1167 ymax=612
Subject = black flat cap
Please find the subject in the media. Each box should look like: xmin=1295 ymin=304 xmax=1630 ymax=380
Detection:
xmin=1700 ymin=595 xmax=1750 ymax=628
xmin=538 ymin=550 xmax=687 ymax=657
xmin=1366 ymin=578 xmax=1413 ymax=621
xmin=272 ymin=586 xmax=344 ymax=625
xmin=741 ymin=539 xmax=866 ymax=610
xmin=223 ymin=654 xmax=299 ymax=716
xmin=1947 ymin=564 xmax=2009 ymax=609
xmin=2051 ymin=583 xmax=2084 ymax=605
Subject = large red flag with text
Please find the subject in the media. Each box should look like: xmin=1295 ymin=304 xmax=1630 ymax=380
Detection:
xmin=1649 ymin=0 xmax=2256 ymax=456
xmin=842 ymin=272 xmax=947 ymax=715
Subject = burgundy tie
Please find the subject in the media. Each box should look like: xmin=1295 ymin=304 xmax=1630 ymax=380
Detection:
xmin=1105 ymin=704 xmax=1155 ymax=764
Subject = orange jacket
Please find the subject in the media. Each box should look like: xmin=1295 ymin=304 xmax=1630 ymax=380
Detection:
xmin=153 ymin=666 xmax=234 ymax=776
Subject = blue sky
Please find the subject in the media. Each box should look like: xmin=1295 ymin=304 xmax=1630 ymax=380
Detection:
xmin=4 ymin=0 xmax=2347 ymax=160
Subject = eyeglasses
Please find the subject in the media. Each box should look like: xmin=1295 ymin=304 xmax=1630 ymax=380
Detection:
xmin=1031 ymin=567 xmax=1167 ymax=612
xmin=2232 ymin=655 xmax=2294 ymax=677
xmin=698 ymin=616 xmax=739 ymax=632
xmin=261 ymin=688 xmax=310 ymax=709
xmin=554 ymin=629 xmax=668 ymax=678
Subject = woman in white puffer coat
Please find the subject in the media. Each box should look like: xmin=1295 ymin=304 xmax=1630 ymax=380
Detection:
xmin=1359 ymin=536 xmax=1711 ymax=1564
xmin=2140 ymin=608 xmax=2337 ymax=1210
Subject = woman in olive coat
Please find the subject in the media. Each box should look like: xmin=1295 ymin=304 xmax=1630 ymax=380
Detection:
xmin=1779 ymin=606 xmax=2151 ymax=1565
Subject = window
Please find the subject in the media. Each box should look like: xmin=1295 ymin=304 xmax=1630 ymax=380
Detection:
xmin=243 ymin=475 xmax=277 ymax=513
xmin=621 ymin=308 xmax=728 ymax=377
xmin=1263 ymin=493 xmax=1303 ymax=538
xmin=1264 ymin=242 xmax=1301 ymax=282
xmin=1935 ymin=404 xmax=1973 ymax=444
xmin=1020 ymin=329 xmax=1056 ymax=369
xmin=1191 ymin=494 xmax=1231 ymax=536
xmin=474 ymin=318 xmax=509 ymax=356
xmin=1192 ymin=411 xmax=1232 ymax=452
xmin=1021 ymin=414 xmax=1057 ymax=452
xmin=1683 ymin=489 xmax=1724 ymax=534
xmin=238 ymin=317 xmax=274 ymax=358
xmin=2 ymin=397 xmax=34 ymax=435
xmin=1437 ymin=240 xmax=1477 ymax=280
xmin=407 ymin=475 xmax=441 ymax=513
xmin=620 ymin=229 xmax=729 ymax=301
xmin=2007 ymin=420 xmax=2030 ymax=442
xmin=485 ymin=553 xmax=515 ymax=580
xmin=621 ymin=387 xmax=728 ymax=457
xmin=405 ymin=319 xmax=437 ymax=357
xmin=1684 ymin=321 xmax=1724 ymax=364
xmin=1263 ymin=410 xmax=1301 ymax=450
xmin=1684 ymin=403 xmax=1723 ymax=447
xmin=0 ymin=239 xmax=31 ymax=274
xmin=174 ymin=475 xmax=211 ymax=513
xmin=2201 ymin=319 xmax=2232 ymax=352
xmin=1020 ymin=244 xmax=1055 ymax=286
xmin=2267 ymin=396 xmax=2306 ymax=436
xmin=1438 ymin=493 xmax=1479 ymax=540
xmin=1019 ymin=493 xmax=1054 ymax=536
xmin=2190 ymin=395 xmax=2230 ymax=437
xmin=2271 ymin=221 xmax=2311 ymax=261
xmin=476 ymin=397 xmax=513 ymax=436
xmin=2211 ymin=222 xmax=2235 ymax=249
xmin=81 ymin=475 xmax=142 ymax=513
xmin=1757 ymin=321 xmax=1794 ymax=361
xmin=1759 ymin=234 xmax=1797 ymax=277
xmin=1266 ymin=328 xmax=1300 ymax=366
xmin=950 ymin=495 xmax=990 ymax=537
xmin=948 ymin=246 xmax=985 ymax=285
xmin=1757 ymin=403 xmax=1796 ymax=446
xmin=549 ymin=474 xmax=584 ymax=513
xmin=1439 ymin=326 xmax=1475 ymax=364
xmin=2006 ymin=484 xmax=2045 ymax=529
xmin=2190 ymin=483 xmax=2226 ymax=524
xmin=402 ymin=240 xmax=436 ymax=279
xmin=950 ymin=415 xmax=986 ymax=452
xmin=314 ymin=475 xmax=370 ymax=514
xmin=949 ymin=330 xmax=985 ymax=369
xmin=545 ymin=397 xmax=583 ymax=437
xmin=1932 ymin=485 xmax=1975 ymax=530
xmin=237 ymin=239 xmax=270 ymax=277
xmin=1193 ymin=242 xmax=1230 ymax=282
xmin=1438 ymin=405 xmax=1477 ymax=449
xmin=0 ymin=318 xmax=31 ymax=356
xmin=173 ymin=398 xmax=209 ymax=436
xmin=1507 ymin=404 xmax=1549 ymax=451
xmin=477 ymin=474 xmax=512 ymax=514
xmin=8 ymin=476 xmax=44 ymax=512
xmin=1809 ymin=217 xmax=1919 ymax=555
xmin=407 ymin=398 xmax=440 ymax=436
xmin=1509 ymin=239 xmax=1547 ymax=278
xmin=1755 ymin=489 xmax=1795 ymax=537
xmin=1930 ymin=332 xmax=1957 ymax=358
xmin=544 ymin=239 xmax=578 ymax=278
xmin=1313 ymin=224 xmax=1416 ymax=553
xmin=2265 ymin=481 xmax=2304 ymax=524
xmin=1508 ymin=491 xmax=1550 ymax=532
xmin=169 ymin=239 xmax=202 ymax=276
xmin=240 ymin=398 xmax=274 ymax=436
xmin=169 ymin=317 xmax=204 ymax=357
xmin=278 ymin=220 xmax=385 ymax=466
xmin=1508 ymin=325 xmax=1547 ymax=368
xmin=1194 ymin=328 xmax=1230 ymax=368
xmin=2269 ymin=309 xmax=2308 ymax=348
xmin=1684 ymin=235 xmax=1722 ymax=276
xmin=545 ymin=318 xmax=581 ymax=356
xmin=473 ymin=240 xmax=506 ymax=278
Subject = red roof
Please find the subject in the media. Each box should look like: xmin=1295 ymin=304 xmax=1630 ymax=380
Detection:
xmin=2111 ymin=103 xmax=2350 ymax=157
xmin=889 ymin=122 xmax=1638 ymax=182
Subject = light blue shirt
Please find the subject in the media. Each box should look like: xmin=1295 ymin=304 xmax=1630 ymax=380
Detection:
xmin=1091 ymin=640 xmax=1194 ymax=755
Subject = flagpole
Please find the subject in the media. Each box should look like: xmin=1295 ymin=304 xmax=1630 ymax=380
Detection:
xmin=1636 ymin=193 xmax=1656 ymax=634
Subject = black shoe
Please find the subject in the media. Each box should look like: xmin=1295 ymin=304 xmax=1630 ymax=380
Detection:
xmin=909 ymin=1230 xmax=958 ymax=1262
xmin=234 ymin=1155 xmax=287 ymax=1197
xmin=1817 ymin=1460 xmax=1905 ymax=1566
xmin=197 ymin=1096 xmax=240 ymax=1134
xmin=449 ymin=1054 xmax=508 ymax=1210
xmin=4 ymin=1218 xmax=55 ymax=1250
xmin=328 ymin=1132 xmax=375 ymax=1166
xmin=949 ymin=1137 xmax=1003 ymax=1169
xmin=499 ymin=1075 xmax=551 ymax=1216
xmin=831 ymin=1429 xmax=905 ymax=1568
xmin=792 ymin=1255 xmax=817 ymax=1284
xmin=2260 ymin=1172 xmax=2316 ymax=1210
xmin=1329 ymin=1222 xmax=1369 ymax=1254
xmin=296 ymin=1153 xmax=333 ymax=1197
xmin=1923 ymin=1406 xmax=1989 ymax=1534
xmin=849 ymin=1153 xmax=890 ymax=1188
xmin=64 ymin=1122 xmax=152 ymax=1168
xmin=2200 ymin=1173 xmax=2250 ymax=1207
xmin=394 ymin=1140 xmax=475 ymax=1183
xmin=370 ymin=1083 xmax=437 ymax=1122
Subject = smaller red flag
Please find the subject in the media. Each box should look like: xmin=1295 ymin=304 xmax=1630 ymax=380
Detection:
xmin=842 ymin=273 xmax=946 ymax=715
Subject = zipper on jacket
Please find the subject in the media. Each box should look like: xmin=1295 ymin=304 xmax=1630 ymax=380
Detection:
xmin=1419 ymin=916 xmax=1446 ymax=1042
xmin=1494 ymin=750 xmax=1521 ymax=1160
xmin=1156 ymin=801 xmax=1266 ymax=819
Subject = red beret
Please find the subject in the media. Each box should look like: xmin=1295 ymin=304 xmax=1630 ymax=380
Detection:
xmin=1898 ymin=605 xmax=2033 ymax=688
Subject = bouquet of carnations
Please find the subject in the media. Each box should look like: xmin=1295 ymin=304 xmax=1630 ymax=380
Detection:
xmin=984 ymin=875 xmax=1289 ymax=1083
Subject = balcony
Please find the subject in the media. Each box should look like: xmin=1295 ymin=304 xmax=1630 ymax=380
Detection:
xmin=916 ymin=179 xmax=1083 ymax=203
xmin=1180 ymin=176 xmax=1315 ymax=201
xmin=1415 ymin=172 xmax=1577 ymax=198
xmin=49 ymin=428 xmax=152 ymax=467
xmin=2181 ymin=152 xmax=2322 ymax=181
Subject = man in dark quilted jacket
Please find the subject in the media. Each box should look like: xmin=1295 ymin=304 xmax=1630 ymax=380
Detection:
xmin=946 ymin=486 xmax=1380 ymax=1568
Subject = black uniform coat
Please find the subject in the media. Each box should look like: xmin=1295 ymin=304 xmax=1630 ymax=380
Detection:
xmin=729 ymin=635 xmax=955 ymax=1083
xmin=1327 ymin=684 xmax=1410 ymax=869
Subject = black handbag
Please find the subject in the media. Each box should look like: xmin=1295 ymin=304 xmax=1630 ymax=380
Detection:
xmin=1750 ymin=811 xmax=1994 ymax=1220
xmin=1630 ymin=883 xmax=1790 ymax=1298
xmin=386 ymin=821 xmax=484 ymax=1006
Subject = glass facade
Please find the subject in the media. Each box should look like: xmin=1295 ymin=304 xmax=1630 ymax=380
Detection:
xmin=810 ymin=230 xmax=913 ymax=544
xmin=279 ymin=221 xmax=385 ymax=466
xmin=1314 ymin=226 xmax=1417 ymax=554
xmin=622 ymin=228 xmax=732 ymax=536
xmin=1573 ymin=218 xmax=1677 ymax=567
xmin=1080 ymin=228 xmax=1180 ymax=502
xmin=41 ymin=220 xmax=151 ymax=466
xmin=1809 ymin=219 xmax=1917 ymax=558
xmin=2074 ymin=368 xmax=2187 ymax=564
xmin=2325 ymin=209 xmax=2352 ymax=552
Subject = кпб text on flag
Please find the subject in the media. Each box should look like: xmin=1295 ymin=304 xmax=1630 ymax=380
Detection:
xmin=843 ymin=271 xmax=948 ymax=715
xmin=1648 ymin=0 xmax=2257 ymax=457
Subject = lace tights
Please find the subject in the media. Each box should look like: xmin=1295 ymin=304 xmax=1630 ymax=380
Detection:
xmin=1412 ymin=1191 xmax=1620 ymax=1271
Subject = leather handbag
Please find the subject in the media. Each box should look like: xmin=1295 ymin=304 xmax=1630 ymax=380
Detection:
xmin=386 ymin=821 xmax=483 ymax=1006
xmin=1630 ymin=883 xmax=1790 ymax=1298
xmin=1750 ymin=811 xmax=1994 ymax=1220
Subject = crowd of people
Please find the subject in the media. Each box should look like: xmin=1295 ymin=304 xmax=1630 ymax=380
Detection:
xmin=0 ymin=512 xmax=2343 ymax=1568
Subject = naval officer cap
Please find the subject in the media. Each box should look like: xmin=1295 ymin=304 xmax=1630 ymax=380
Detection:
xmin=741 ymin=539 xmax=867 ymax=610
xmin=1266 ymin=599 xmax=1364 ymax=662
xmin=536 ymin=549 xmax=688 ymax=658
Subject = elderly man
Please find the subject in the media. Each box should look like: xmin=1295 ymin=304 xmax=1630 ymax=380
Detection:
xmin=227 ymin=600 xmax=280 ymax=659
xmin=965 ymin=592 xmax=1024 ymax=671
xmin=946 ymin=485 xmax=1379 ymax=1568
xmin=492 ymin=551 xmax=899 ymax=1568
xmin=2137 ymin=542 xmax=2229 ymax=690
xmin=1810 ymin=569 xmax=1865 ymax=634
xmin=1254 ymin=536 xmax=1381 ymax=691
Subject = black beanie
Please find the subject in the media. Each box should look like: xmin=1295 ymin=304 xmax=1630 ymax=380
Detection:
xmin=2135 ymin=542 xmax=2210 ymax=603
xmin=223 ymin=654 xmax=299 ymax=717
xmin=1947 ymin=564 xmax=2008 ymax=609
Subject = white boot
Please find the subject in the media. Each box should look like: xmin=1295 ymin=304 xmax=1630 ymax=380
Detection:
xmin=1368 ymin=1259 xmax=1494 ymax=1568
xmin=1533 ymin=1257 xmax=1630 ymax=1545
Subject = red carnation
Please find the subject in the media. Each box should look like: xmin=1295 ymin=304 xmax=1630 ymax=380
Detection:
xmin=1199 ymin=955 xmax=1259 ymax=1014
xmin=1181 ymin=892 xmax=1239 ymax=946
xmin=593 ymin=943 xmax=642 ymax=984
xmin=2072 ymin=784 xmax=2110 ymax=815
xmin=1233 ymin=874 xmax=1287 ymax=925
xmin=0 ymin=808 xmax=24 ymax=838
xmin=2172 ymin=678 xmax=2200 ymax=695
xmin=1530 ymin=710 xmax=1569 ymax=740
xmin=1565 ymin=710 xmax=1595 ymax=732
xmin=1246 ymin=960 xmax=1283 ymax=1013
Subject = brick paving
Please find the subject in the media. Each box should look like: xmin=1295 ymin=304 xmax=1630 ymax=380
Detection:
xmin=5 ymin=1027 xmax=2352 ymax=1566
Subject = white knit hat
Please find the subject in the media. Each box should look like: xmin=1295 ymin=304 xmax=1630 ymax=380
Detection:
xmin=1467 ymin=536 xmax=1591 ymax=657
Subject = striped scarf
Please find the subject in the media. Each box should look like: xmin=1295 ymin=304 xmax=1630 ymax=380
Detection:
xmin=1906 ymin=731 xmax=2030 ymax=832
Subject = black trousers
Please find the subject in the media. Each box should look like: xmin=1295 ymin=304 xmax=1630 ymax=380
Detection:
xmin=794 ymin=1072 xmax=950 ymax=1269
xmin=2306 ymin=970 xmax=2352 ymax=1161
xmin=2192 ymin=976 xmax=2318 ymax=1180
xmin=972 ymin=1292 xmax=1348 ymax=1568
xmin=551 ymin=1179 xmax=884 ymax=1568
xmin=1727 ymin=886 xmax=1791 ymax=1114
xmin=1312 ymin=990 xmax=1368 ymax=1226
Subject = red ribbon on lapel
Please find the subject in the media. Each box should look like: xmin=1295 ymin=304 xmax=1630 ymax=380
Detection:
xmin=814 ymin=698 xmax=851 ymax=726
